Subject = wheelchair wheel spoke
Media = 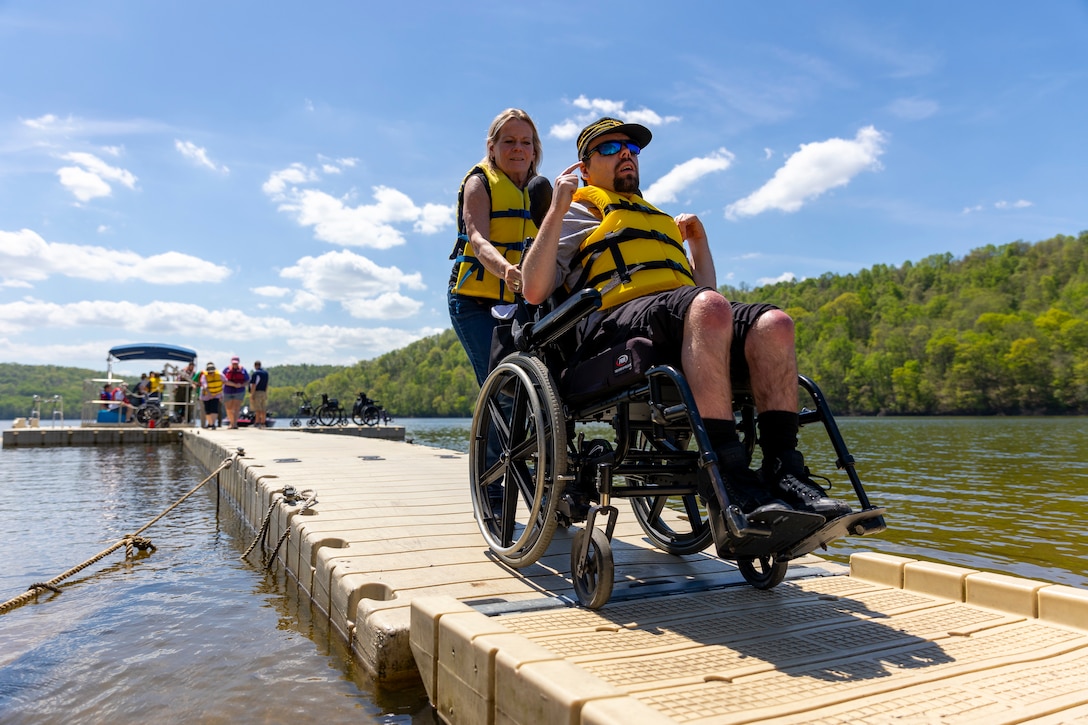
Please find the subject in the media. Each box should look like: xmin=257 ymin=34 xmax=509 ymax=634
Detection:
xmin=469 ymin=356 xmax=567 ymax=568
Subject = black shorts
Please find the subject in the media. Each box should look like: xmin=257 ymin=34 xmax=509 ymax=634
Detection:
xmin=576 ymin=286 xmax=779 ymax=383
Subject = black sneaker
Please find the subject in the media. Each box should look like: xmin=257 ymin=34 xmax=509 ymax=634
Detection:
xmin=715 ymin=443 xmax=791 ymax=515
xmin=765 ymin=451 xmax=851 ymax=520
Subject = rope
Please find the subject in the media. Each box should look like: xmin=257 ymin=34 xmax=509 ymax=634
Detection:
xmin=0 ymin=448 xmax=245 ymax=615
xmin=240 ymin=486 xmax=318 ymax=571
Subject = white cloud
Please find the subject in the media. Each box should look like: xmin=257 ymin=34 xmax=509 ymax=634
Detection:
xmin=414 ymin=202 xmax=457 ymax=234
xmin=549 ymin=95 xmax=681 ymax=140
xmin=56 ymin=166 xmax=112 ymax=202
xmin=252 ymin=285 xmax=292 ymax=297
xmin=887 ymin=97 xmax=939 ymax=120
xmin=23 ymin=113 xmax=77 ymax=133
xmin=175 ymin=139 xmax=229 ymax=174
xmin=279 ymin=249 xmax=425 ymax=319
xmin=643 ymin=148 xmax=735 ymax=205
xmin=963 ymin=199 xmax=1033 ymax=214
xmin=757 ymin=271 xmax=798 ymax=285
xmin=261 ymin=162 xmax=319 ymax=196
xmin=263 ymin=163 xmax=455 ymax=248
xmin=342 ymin=291 xmax=424 ymax=320
xmin=550 ymin=120 xmax=581 ymax=141
xmin=726 ymin=126 xmax=887 ymax=220
xmin=0 ymin=298 xmax=432 ymax=365
xmin=0 ymin=228 xmax=231 ymax=286
xmin=281 ymin=290 xmax=324 ymax=313
xmin=55 ymin=151 xmax=137 ymax=202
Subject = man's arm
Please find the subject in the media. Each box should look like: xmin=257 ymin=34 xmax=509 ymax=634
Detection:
xmin=676 ymin=213 xmax=717 ymax=289
xmin=521 ymin=164 xmax=581 ymax=305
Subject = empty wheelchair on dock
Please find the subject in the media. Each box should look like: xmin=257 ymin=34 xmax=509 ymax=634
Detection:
xmin=468 ymin=288 xmax=886 ymax=609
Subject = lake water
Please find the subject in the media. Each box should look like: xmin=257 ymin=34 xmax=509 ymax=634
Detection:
xmin=2 ymin=416 xmax=1086 ymax=723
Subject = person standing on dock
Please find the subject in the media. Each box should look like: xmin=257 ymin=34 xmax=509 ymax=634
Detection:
xmin=221 ymin=356 xmax=249 ymax=429
xmin=199 ymin=362 xmax=224 ymax=429
xmin=447 ymin=108 xmax=552 ymax=385
xmin=248 ymin=360 xmax=269 ymax=428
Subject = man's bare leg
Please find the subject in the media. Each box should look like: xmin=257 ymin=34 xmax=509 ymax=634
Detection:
xmin=682 ymin=290 xmax=734 ymax=417
xmin=745 ymin=309 xmax=851 ymax=519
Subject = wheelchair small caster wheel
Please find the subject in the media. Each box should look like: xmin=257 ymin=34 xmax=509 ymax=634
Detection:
xmin=571 ymin=527 xmax=614 ymax=609
xmin=737 ymin=554 xmax=788 ymax=590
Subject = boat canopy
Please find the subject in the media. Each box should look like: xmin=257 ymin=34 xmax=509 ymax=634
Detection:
xmin=108 ymin=343 xmax=198 ymax=364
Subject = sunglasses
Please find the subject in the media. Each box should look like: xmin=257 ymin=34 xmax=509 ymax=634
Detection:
xmin=586 ymin=140 xmax=641 ymax=159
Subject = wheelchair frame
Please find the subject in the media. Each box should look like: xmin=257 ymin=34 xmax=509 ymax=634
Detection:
xmin=468 ymin=288 xmax=886 ymax=609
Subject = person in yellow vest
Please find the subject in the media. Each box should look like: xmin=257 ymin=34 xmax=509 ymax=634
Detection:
xmin=448 ymin=108 xmax=552 ymax=385
xmin=522 ymin=117 xmax=851 ymax=523
xmin=198 ymin=361 xmax=224 ymax=429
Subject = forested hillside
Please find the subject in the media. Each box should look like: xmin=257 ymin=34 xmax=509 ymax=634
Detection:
xmin=275 ymin=329 xmax=475 ymax=419
xmin=726 ymin=232 xmax=1088 ymax=415
xmin=0 ymin=364 xmax=100 ymax=420
xmin=4 ymin=233 xmax=1086 ymax=419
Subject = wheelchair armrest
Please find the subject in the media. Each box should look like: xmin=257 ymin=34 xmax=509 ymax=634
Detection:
xmin=517 ymin=288 xmax=602 ymax=350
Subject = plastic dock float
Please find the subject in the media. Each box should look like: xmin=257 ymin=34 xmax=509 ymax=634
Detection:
xmin=2 ymin=426 xmax=185 ymax=447
xmin=181 ymin=430 xmax=1088 ymax=724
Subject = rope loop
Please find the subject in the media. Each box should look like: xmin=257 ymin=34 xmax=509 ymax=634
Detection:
xmin=0 ymin=447 xmax=246 ymax=615
xmin=241 ymin=486 xmax=319 ymax=569
xmin=27 ymin=582 xmax=62 ymax=594
xmin=124 ymin=535 xmax=157 ymax=558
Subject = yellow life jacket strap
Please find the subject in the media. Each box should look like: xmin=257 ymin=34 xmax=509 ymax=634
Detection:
xmin=453 ymin=238 xmax=527 ymax=291
xmin=570 ymin=227 xmax=693 ymax=292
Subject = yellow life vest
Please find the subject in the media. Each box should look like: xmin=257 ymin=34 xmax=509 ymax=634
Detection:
xmin=569 ymin=186 xmax=695 ymax=310
xmin=450 ymin=165 xmax=537 ymax=303
xmin=202 ymin=370 xmax=223 ymax=397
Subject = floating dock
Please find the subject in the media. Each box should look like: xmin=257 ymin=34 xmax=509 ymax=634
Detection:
xmin=173 ymin=429 xmax=1088 ymax=724
xmin=1 ymin=423 xmax=404 ymax=448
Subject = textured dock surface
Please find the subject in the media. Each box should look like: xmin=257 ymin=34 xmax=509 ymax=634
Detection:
xmin=182 ymin=428 xmax=1088 ymax=724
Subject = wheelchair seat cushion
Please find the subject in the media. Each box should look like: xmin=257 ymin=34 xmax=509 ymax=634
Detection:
xmin=560 ymin=337 xmax=659 ymax=405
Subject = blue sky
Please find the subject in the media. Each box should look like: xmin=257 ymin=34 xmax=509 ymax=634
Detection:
xmin=1 ymin=1 xmax=1085 ymax=373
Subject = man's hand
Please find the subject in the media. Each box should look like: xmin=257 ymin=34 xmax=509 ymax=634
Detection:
xmin=675 ymin=213 xmax=717 ymax=288
xmin=553 ymin=162 xmax=581 ymax=207
xmin=675 ymin=213 xmax=707 ymax=248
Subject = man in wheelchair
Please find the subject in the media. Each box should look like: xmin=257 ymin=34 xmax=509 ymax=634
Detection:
xmin=522 ymin=117 xmax=850 ymax=526
xmin=469 ymin=117 xmax=883 ymax=606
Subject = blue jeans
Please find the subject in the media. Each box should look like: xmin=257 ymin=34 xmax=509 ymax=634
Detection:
xmin=448 ymin=289 xmax=500 ymax=386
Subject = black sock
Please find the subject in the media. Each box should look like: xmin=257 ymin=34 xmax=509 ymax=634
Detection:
xmin=757 ymin=411 xmax=799 ymax=468
xmin=704 ymin=418 xmax=738 ymax=452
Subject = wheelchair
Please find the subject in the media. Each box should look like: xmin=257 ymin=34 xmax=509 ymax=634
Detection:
xmin=468 ymin=288 xmax=886 ymax=609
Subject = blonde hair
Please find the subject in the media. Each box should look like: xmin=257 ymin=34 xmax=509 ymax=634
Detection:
xmin=482 ymin=108 xmax=542 ymax=179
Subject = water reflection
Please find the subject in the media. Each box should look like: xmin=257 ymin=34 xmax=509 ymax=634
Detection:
xmin=0 ymin=445 xmax=435 ymax=724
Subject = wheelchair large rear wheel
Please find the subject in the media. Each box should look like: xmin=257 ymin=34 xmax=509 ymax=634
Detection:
xmin=627 ymin=432 xmax=713 ymax=555
xmin=630 ymin=493 xmax=713 ymax=556
xmin=470 ymin=355 xmax=568 ymax=568
xmin=317 ymin=406 xmax=338 ymax=426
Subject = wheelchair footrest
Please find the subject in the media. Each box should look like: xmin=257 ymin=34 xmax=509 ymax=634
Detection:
xmin=712 ymin=507 xmax=825 ymax=560
xmin=781 ymin=507 xmax=888 ymax=561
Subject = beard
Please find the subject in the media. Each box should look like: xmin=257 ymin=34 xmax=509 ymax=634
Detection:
xmin=613 ymin=171 xmax=640 ymax=194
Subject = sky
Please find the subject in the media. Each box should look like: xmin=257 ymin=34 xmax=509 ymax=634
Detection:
xmin=1 ymin=1 xmax=1086 ymax=374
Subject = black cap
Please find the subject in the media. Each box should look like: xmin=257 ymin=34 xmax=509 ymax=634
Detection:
xmin=577 ymin=117 xmax=652 ymax=159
